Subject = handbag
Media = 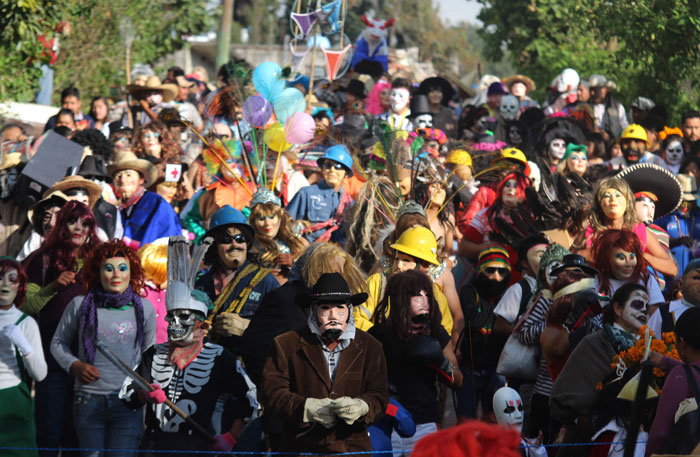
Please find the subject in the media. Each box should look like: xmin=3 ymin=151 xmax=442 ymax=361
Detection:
xmin=660 ymin=364 xmax=700 ymax=455
xmin=496 ymin=300 xmax=539 ymax=380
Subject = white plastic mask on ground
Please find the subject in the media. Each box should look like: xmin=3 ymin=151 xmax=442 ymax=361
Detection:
xmin=665 ymin=141 xmax=684 ymax=166
xmin=500 ymin=95 xmax=520 ymax=121
xmin=548 ymin=138 xmax=566 ymax=160
xmin=390 ymin=88 xmax=410 ymax=113
xmin=493 ymin=386 xmax=524 ymax=432
xmin=414 ymin=114 xmax=433 ymax=129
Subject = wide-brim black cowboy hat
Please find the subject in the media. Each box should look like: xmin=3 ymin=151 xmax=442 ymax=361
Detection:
xmin=418 ymin=77 xmax=456 ymax=106
xmin=616 ymin=163 xmax=683 ymax=220
xmin=550 ymin=254 xmax=599 ymax=278
xmin=295 ymin=272 xmax=369 ymax=307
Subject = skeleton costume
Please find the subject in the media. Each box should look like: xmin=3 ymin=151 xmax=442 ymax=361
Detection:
xmin=120 ymin=237 xmax=256 ymax=455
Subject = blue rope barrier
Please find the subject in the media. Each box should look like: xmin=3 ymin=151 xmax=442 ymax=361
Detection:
xmin=0 ymin=441 xmax=648 ymax=454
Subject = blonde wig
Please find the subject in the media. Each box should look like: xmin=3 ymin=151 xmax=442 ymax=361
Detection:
xmin=302 ymin=243 xmax=368 ymax=295
xmin=137 ymin=243 xmax=168 ymax=286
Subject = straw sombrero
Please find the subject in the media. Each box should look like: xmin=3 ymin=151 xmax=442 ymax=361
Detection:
xmin=616 ymin=163 xmax=682 ymax=219
xmin=126 ymin=76 xmax=178 ymax=103
xmin=45 ymin=175 xmax=102 ymax=209
xmin=107 ymin=151 xmax=158 ymax=188
xmin=504 ymin=74 xmax=536 ymax=93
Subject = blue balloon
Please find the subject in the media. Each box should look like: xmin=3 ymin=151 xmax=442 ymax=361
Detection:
xmin=272 ymin=87 xmax=306 ymax=125
xmin=253 ymin=62 xmax=286 ymax=101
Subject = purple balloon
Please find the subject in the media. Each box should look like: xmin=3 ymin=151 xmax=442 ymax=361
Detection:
xmin=242 ymin=95 xmax=273 ymax=127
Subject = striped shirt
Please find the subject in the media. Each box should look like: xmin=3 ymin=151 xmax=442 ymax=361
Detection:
xmin=518 ymin=293 xmax=554 ymax=396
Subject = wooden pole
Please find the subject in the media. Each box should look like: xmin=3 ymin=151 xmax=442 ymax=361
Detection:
xmin=216 ymin=0 xmax=234 ymax=70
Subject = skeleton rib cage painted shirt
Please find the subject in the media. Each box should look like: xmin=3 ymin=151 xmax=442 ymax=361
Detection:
xmin=120 ymin=341 xmax=255 ymax=438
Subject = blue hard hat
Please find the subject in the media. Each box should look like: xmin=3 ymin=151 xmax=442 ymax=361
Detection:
xmin=203 ymin=205 xmax=254 ymax=242
xmin=317 ymin=144 xmax=354 ymax=177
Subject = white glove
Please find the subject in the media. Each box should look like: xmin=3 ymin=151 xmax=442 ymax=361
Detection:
xmin=303 ymin=398 xmax=337 ymax=429
xmin=330 ymin=397 xmax=369 ymax=425
xmin=2 ymin=324 xmax=32 ymax=356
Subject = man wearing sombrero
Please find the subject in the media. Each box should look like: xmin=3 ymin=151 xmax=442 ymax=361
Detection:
xmin=107 ymin=151 xmax=182 ymax=249
xmin=261 ymin=272 xmax=388 ymax=455
xmin=504 ymin=74 xmax=539 ymax=111
xmin=124 ymin=76 xmax=178 ymax=127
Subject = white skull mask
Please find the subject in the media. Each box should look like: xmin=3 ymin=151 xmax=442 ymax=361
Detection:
xmin=665 ymin=140 xmax=684 ymax=166
xmin=390 ymin=88 xmax=410 ymax=113
xmin=165 ymin=309 xmax=199 ymax=345
xmin=500 ymin=95 xmax=520 ymax=121
xmin=493 ymin=387 xmax=524 ymax=432
xmin=548 ymin=138 xmax=566 ymax=160
xmin=414 ymin=113 xmax=433 ymax=129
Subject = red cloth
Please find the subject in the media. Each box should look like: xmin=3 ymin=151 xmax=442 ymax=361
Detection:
xmin=412 ymin=420 xmax=521 ymax=457
xmin=457 ymin=185 xmax=497 ymax=235
xmin=588 ymin=431 xmax=614 ymax=457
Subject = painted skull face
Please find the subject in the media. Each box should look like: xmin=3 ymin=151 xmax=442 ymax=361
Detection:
xmin=390 ymin=88 xmax=410 ymax=113
xmin=665 ymin=141 xmax=684 ymax=166
xmin=618 ymin=289 xmax=649 ymax=332
xmin=414 ymin=113 xmax=433 ymax=129
xmin=499 ymin=95 xmax=520 ymax=121
xmin=493 ymin=387 xmax=524 ymax=432
xmin=634 ymin=196 xmax=656 ymax=226
xmin=548 ymin=138 xmax=567 ymax=160
xmin=165 ymin=309 xmax=199 ymax=345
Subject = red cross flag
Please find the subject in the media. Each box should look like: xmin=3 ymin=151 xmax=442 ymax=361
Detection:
xmin=165 ymin=163 xmax=182 ymax=182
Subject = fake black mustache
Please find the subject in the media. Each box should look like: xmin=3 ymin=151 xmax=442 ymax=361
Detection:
xmin=225 ymin=246 xmax=245 ymax=254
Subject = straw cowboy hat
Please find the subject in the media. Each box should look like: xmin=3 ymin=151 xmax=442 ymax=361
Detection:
xmin=107 ymin=151 xmax=158 ymax=188
xmin=504 ymin=74 xmax=536 ymax=93
xmin=27 ymin=190 xmax=69 ymax=236
xmin=126 ymin=76 xmax=178 ymax=103
xmin=45 ymin=175 xmax=103 ymax=209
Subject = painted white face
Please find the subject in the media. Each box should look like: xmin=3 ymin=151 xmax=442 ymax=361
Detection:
xmin=635 ymin=197 xmax=656 ymax=225
xmin=0 ymin=268 xmax=19 ymax=308
xmin=548 ymin=138 xmax=566 ymax=160
xmin=501 ymin=178 xmax=520 ymax=208
xmin=414 ymin=114 xmax=433 ymax=129
xmin=545 ymin=261 xmax=561 ymax=287
xmin=619 ymin=289 xmax=649 ymax=331
xmin=510 ymin=82 xmax=527 ymax=98
xmin=493 ymin=387 xmax=524 ymax=432
xmin=665 ymin=140 xmax=684 ymax=166
xmin=499 ymin=95 xmax=520 ymax=121
xmin=390 ymin=88 xmax=410 ymax=113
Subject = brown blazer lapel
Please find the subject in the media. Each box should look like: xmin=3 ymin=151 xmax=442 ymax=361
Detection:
xmin=332 ymin=336 xmax=363 ymax=387
xmin=300 ymin=330 xmax=332 ymax=391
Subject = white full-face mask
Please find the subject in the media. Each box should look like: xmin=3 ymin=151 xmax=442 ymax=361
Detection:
xmin=390 ymin=88 xmax=410 ymax=113
xmin=414 ymin=113 xmax=433 ymax=129
xmin=548 ymin=138 xmax=566 ymax=160
xmin=665 ymin=140 xmax=684 ymax=166
xmin=147 ymin=93 xmax=164 ymax=106
xmin=500 ymin=95 xmax=520 ymax=121
xmin=493 ymin=387 xmax=524 ymax=432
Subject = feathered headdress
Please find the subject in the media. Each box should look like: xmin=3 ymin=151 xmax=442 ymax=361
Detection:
xmin=166 ymin=236 xmax=213 ymax=316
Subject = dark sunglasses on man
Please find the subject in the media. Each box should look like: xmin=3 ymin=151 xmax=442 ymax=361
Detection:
xmin=483 ymin=266 xmax=508 ymax=276
xmin=215 ymin=231 xmax=246 ymax=245
xmin=321 ymin=161 xmax=346 ymax=171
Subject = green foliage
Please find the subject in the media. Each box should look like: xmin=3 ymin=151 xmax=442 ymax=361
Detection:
xmin=0 ymin=0 xmax=68 ymax=101
xmin=477 ymin=0 xmax=700 ymax=122
xmin=50 ymin=0 xmax=213 ymax=104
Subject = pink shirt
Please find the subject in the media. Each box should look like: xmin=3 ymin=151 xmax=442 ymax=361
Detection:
xmin=143 ymin=284 xmax=168 ymax=344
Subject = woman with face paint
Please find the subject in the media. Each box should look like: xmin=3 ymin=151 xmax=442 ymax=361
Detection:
xmin=651 ymin=130 xmax=685 ymax=175
xmin=50 ymin=239 xmax=156 ymax=457
xmin=578 ymin=177 xmax=678 ymax=278
xmin=23 ymin=201 xmax=102 ymax=455
xmin=550 ymin=283 xmax=649 ymax=456
xmin=592 ymin=229 xmax=665 ymax=309
xmin=0 ymin=258 xmax=47 ymax=457
xmin=369 ymin=270 xmax=462 ymax=456
xmin=461 ymin=172 xmax=532 ymax=261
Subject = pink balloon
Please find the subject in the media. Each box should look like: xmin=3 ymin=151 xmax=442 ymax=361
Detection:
xmin=284 ymin=112 xmax=316 ymax=144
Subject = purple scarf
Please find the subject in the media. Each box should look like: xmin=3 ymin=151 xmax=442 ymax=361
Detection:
xmin=80 ymin=285 xmax=145 ymax=364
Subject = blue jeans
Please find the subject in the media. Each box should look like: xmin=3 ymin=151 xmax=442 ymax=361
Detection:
xmin=35 ymin=64 xmax=54 ymax=106
xmin=455 ymin=367 xmax=504 ymax=419
xmin=73 ymin=392 xmax=143 ymax=457
xmin=35 ymin=370 xmax=78 ymax=457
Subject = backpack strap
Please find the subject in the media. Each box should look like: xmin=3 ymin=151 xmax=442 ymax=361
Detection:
xmin=659 ymin=303 xmax=676 ymax=334
xmin=516 ymin=278 xmax=533 ymax=320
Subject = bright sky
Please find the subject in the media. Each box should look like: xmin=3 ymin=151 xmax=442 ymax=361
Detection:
xmin=433 ymin=0 xmax=482 ymax=25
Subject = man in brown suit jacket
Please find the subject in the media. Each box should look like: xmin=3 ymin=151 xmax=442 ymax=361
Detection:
xmin=261 ymin=272 xmax=389 ymax=455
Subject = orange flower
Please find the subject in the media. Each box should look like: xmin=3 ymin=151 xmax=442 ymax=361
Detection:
xmin=595 ymin=382 xmax=603 ymax=391
xmin=653 ymin=368 xmax=666 ymax=378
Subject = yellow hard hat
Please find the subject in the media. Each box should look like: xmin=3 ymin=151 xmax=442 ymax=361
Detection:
xmin=618 ymin=124 xmax=649 ymax=145
xmin=495 ymin=147 xmax=527 ymax=165
xmin=390 ymin=226 xmax=440 ymax=265
xmin=445 ymin=149 xmax=472 ymax=167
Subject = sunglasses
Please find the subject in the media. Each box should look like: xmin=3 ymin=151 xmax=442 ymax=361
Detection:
xmin=483 ymin=266 xmax=508 ymax=275
xmin=321 ymin=161 xmax=346 ymax=171
xmin=215 ymin=232 xmax=246 ymax=245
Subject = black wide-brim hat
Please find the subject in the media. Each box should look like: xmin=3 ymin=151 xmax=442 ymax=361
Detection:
xmin=340 ymin=79 xmax=367 ymax=99
xmin=418 ymin=77 xmax=456 ymax=106
xmin=295 ymin=272 xmax=369 ymax=307
xmin=616 ymin=163 xmax=683 ymax=219
xmin=550 ymin=254 xmax=599 ymax=278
